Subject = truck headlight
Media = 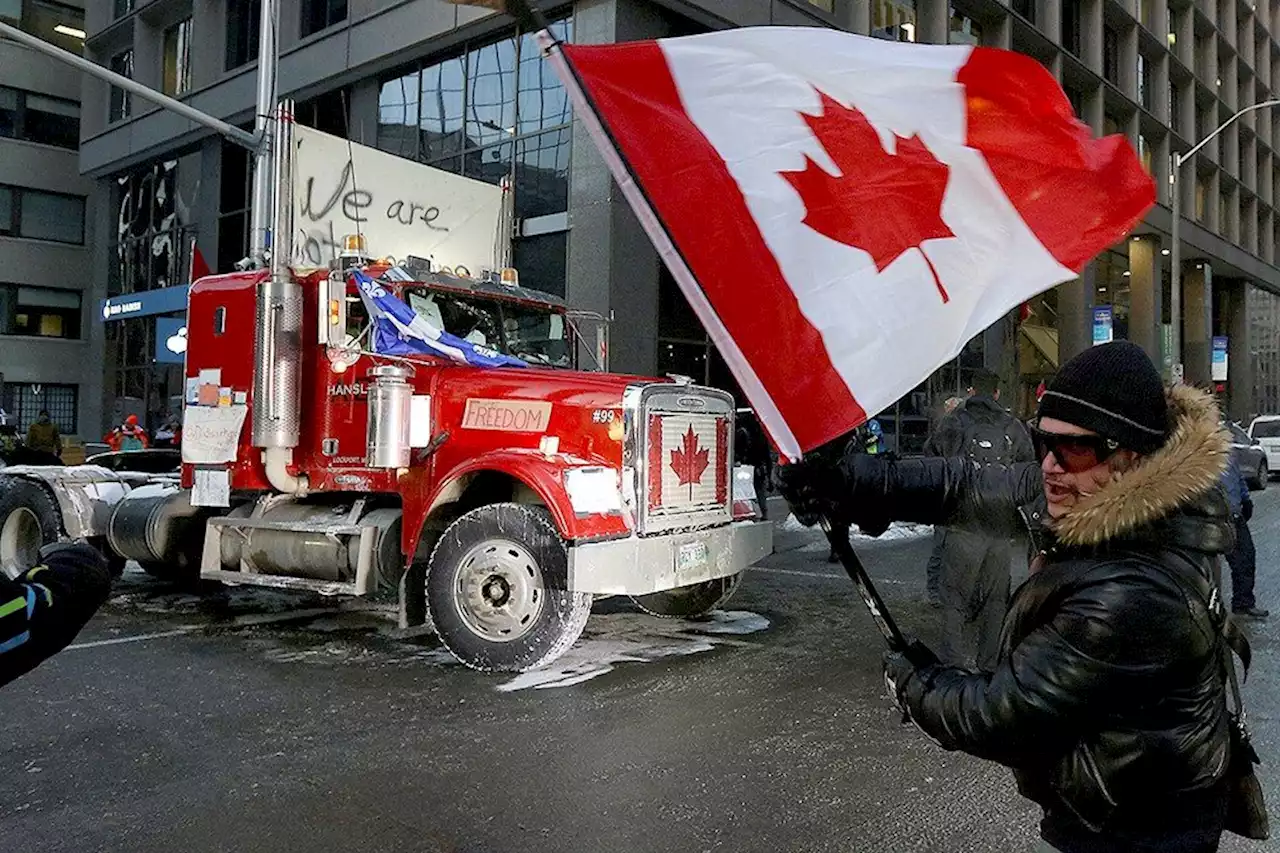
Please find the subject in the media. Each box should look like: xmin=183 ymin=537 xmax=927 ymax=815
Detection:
xmin=564 ymin=467 xmax=623 ymax=515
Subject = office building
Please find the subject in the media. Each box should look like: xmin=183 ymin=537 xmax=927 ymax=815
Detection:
xmin=78 ymin=0 xmax=1280 ymax=449
xmin=1 ymin=0 xmax=101 ymax=443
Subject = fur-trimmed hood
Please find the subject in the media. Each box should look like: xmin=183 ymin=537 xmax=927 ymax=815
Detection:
xmin=1051 ymin=384 xmax=1232 ymax=548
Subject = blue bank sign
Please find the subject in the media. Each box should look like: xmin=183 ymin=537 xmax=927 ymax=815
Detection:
xmin=100 ymin=284 xmax=190 ymax=322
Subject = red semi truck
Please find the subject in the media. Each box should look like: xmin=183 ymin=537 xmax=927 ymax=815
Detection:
xmin=0 ymin=111 xmax=772 ymax=674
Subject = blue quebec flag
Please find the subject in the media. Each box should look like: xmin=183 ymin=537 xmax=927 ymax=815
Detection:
xmin=350 ymin=270 xmax=526 ymax=369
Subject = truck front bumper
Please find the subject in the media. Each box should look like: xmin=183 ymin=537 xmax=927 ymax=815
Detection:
xmin=566 ymin=519 xmax=773 ymax=596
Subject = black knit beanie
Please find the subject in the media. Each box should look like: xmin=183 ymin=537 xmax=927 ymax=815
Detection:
xmin=1036 ymin=341 xmax=1169 ymax=454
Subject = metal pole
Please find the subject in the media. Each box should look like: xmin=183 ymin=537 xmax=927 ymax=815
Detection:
xmin=1170 ymin=156 xmax=1182 ymax=383
xmin=247 ymin=0 xmax=280 ymax=267
xmin=1168 ymin=99 xmax=1280 ymax=385
xmin=0 ymin=21 xmax=258 ymax=150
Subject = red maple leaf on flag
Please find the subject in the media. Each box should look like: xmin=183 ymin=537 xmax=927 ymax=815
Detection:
xmin=781 ymin=91 xmax=955 ymax=303
xmin=670 ymin=425 xmax=710 ymax=498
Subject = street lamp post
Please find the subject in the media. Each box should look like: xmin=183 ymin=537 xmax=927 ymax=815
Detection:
xmin=1170 ymin=99 xmax=1280 ymax=383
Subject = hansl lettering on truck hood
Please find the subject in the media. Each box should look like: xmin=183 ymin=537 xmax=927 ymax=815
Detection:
xmin=462 ymin=398 xmax=552 ymax=433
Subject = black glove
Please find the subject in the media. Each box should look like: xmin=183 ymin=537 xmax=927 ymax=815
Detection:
xmin=773 ymin=457 xmax=846 ymax=527
xmin=882 ymin=637 xmax=940 ymax=715
xmin=1242 ymin=498 xmax=1254 ymax=523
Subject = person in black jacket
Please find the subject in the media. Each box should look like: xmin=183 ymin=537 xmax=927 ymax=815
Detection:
xmin=778 ymin=342 xmax=1236 ymax=853
xmin=922 ymin=370 xmax=1035 ymax=668
xmin=1 ymin=541 xmax=111 ymax=689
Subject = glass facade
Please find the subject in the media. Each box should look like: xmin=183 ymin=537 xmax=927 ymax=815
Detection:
xmin=106 ymin=159 xmax=195 ymax=433
xmin=1252 ymin=288 xmax=1280 ymax=417
xmin=377 ymin=16 xmax=573 ymax=293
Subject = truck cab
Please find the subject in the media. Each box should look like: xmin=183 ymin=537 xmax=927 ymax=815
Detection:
xmin=91 ymin=258 xmax=774 ymax=672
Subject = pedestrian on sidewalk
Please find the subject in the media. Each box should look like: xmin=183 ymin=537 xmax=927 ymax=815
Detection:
xmin=924 ymin=394 xmax=966 ymax=609
xmin=778 ymin=342 xmax=1248 ymax=853
xmin=1221 ymin=450 xmax=1269 ymax=620
xmin=919 ymin=370 xmax=1034 ymax=669
xmin=25 ymin=409 xmax=62 ymax=458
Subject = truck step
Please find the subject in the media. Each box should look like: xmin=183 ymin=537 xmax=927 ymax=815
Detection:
xmin=205 ymin=517 xmax=367 ymax=536
xmin=199 ymin=569 xmax=362 ymax=597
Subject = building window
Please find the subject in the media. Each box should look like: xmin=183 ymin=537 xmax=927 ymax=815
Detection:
xmin=216 ymin=142 xmax=251 ymax=275
xmin=0 ymin=185 xmax=85 ymax=243
xmin=300 ymin=0 xmax=346 ymax=39
xmin=108 ymin=49 xmax=133 ymax=122
xmin=1061 ymin=0 xmax=1081 ymax=55
xmin=1012 ymin=0 xmax=1034 ymax=24
xmin=1137 ymin=54 xmax=1151 ymax=110
xmin=377 ymin=16 xmax=573 ymax=224
xmin=871 ymin=0 xmax=917 ymax=41
xmin=805 ymin=0 xmax=834 ymax=11
xmin=0 ymin=284 xmax=81 ymax=338
xmin=162 ymin=18 xmax=192 ymax=97
xmin=1195 ymin=175 xmax=1207 ymax=221
xmin=1139 ymin=0 xmax=1154 ymax=29
xmin=948 ymin=9 xmax=982 ymax=45
xmin=1103 ymin=26 xmax=1119 ymax=84
xmin=295 ymin=88 xmax=349 ymax=137
xmin=226 ymin=0 xmax=261 ymax=71
xmin=0 ymin=383 xmax=77 ymax=434
xmin=1063 ymin=84 xmax=1085 ymax=119
xmin=1103 ymin=113 xmax=1121 ymax=136
xmin=14 ymin=0 xmax=84 ymax=54
xmin=1169 ymin=82 xmax=1181 ymax=131
xmin=112 ymin=0 xmax=131 ymax=19
xmin=0 ymin=86 xmax=79 ymax=149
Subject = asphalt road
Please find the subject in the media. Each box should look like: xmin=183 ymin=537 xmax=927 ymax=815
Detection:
xmin=1 ymin=494 xmax=1277 ymax=853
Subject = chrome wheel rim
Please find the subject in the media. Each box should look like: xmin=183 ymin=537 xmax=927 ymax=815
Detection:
xmin=453 ymin=538 xmax=544 ymax=643
xmin=0 ymin=507 xmax=42 ymax=579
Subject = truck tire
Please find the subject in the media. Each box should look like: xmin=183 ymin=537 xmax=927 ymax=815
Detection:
xmin=427 ymin=503 xmax=591 ymax=673
xmin=631 ymin=572 xmax=745 ymax=618
xmin=0 ymin=475 xmax=62 ymax=578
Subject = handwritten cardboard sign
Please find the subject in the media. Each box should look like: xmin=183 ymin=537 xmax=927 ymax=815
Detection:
xmin=462 ymin=399 xmax=552 ymax=433
xmin=182 ymin=405 xmax=249 ymax=464
xmin=291 ymin=126 xmax=503 ymax=273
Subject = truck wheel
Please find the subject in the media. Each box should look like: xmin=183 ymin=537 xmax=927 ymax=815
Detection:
xmin=427 ymin=503 xmax=591 ymax=673
xmin=631 ymin=572 xmax=745 ymax=618
xmin=0 ymin=475 xmax=61 ymax=578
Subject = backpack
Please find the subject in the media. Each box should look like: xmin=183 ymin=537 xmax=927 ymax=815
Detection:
xmin=963 ymin=417 xmax=1017 ymax=467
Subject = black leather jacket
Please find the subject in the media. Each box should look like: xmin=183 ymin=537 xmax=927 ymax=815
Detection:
xmin=833 ymin=386 xmax=1235 ymax=849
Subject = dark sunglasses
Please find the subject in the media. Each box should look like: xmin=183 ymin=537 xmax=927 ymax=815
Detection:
xmin=1030 ymin=426 xmax=1119 ymax=473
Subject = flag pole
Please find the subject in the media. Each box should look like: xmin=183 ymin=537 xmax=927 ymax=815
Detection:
xmin=471 ymin=0 xmax=909 ymax=652
xmin=820 ymin=516 xmax=908 ymax=651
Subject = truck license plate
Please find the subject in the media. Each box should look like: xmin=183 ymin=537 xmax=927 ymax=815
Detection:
xmin=676 ymin=540 xmax=709 ymax=576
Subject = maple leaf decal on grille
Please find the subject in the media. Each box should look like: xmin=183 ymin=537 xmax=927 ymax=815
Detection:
xmin=780 ymin=90 xmax=954 ymax=303
xmin=670 ymin=425 xmax=710 ymax=499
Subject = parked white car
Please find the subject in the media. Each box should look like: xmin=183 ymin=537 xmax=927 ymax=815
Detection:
xmin=1247 ymin=415 xmax=1280 ymax=479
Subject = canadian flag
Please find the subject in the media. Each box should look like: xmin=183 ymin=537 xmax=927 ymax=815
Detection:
xmin=554 ymin=28 xmax=1155 ymax=460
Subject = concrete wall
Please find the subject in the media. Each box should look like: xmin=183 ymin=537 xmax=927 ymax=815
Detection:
xmin=0 ymin=25 xmax=103 ymax=439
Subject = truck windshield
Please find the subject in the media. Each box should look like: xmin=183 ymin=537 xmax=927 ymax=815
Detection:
xmin=404 ymin=287 xmax=572 ymax=368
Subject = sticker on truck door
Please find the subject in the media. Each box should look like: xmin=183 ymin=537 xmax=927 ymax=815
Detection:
xmin=462 ymin=399 xmax=552 ymax=433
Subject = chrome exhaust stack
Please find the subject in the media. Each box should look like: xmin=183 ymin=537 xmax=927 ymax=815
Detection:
xmin=252 ymin=101 xmax=307 ymax=495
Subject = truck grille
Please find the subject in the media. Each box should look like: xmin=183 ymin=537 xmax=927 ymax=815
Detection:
xmin=626 ymin=384 xmax=734 ymax=535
